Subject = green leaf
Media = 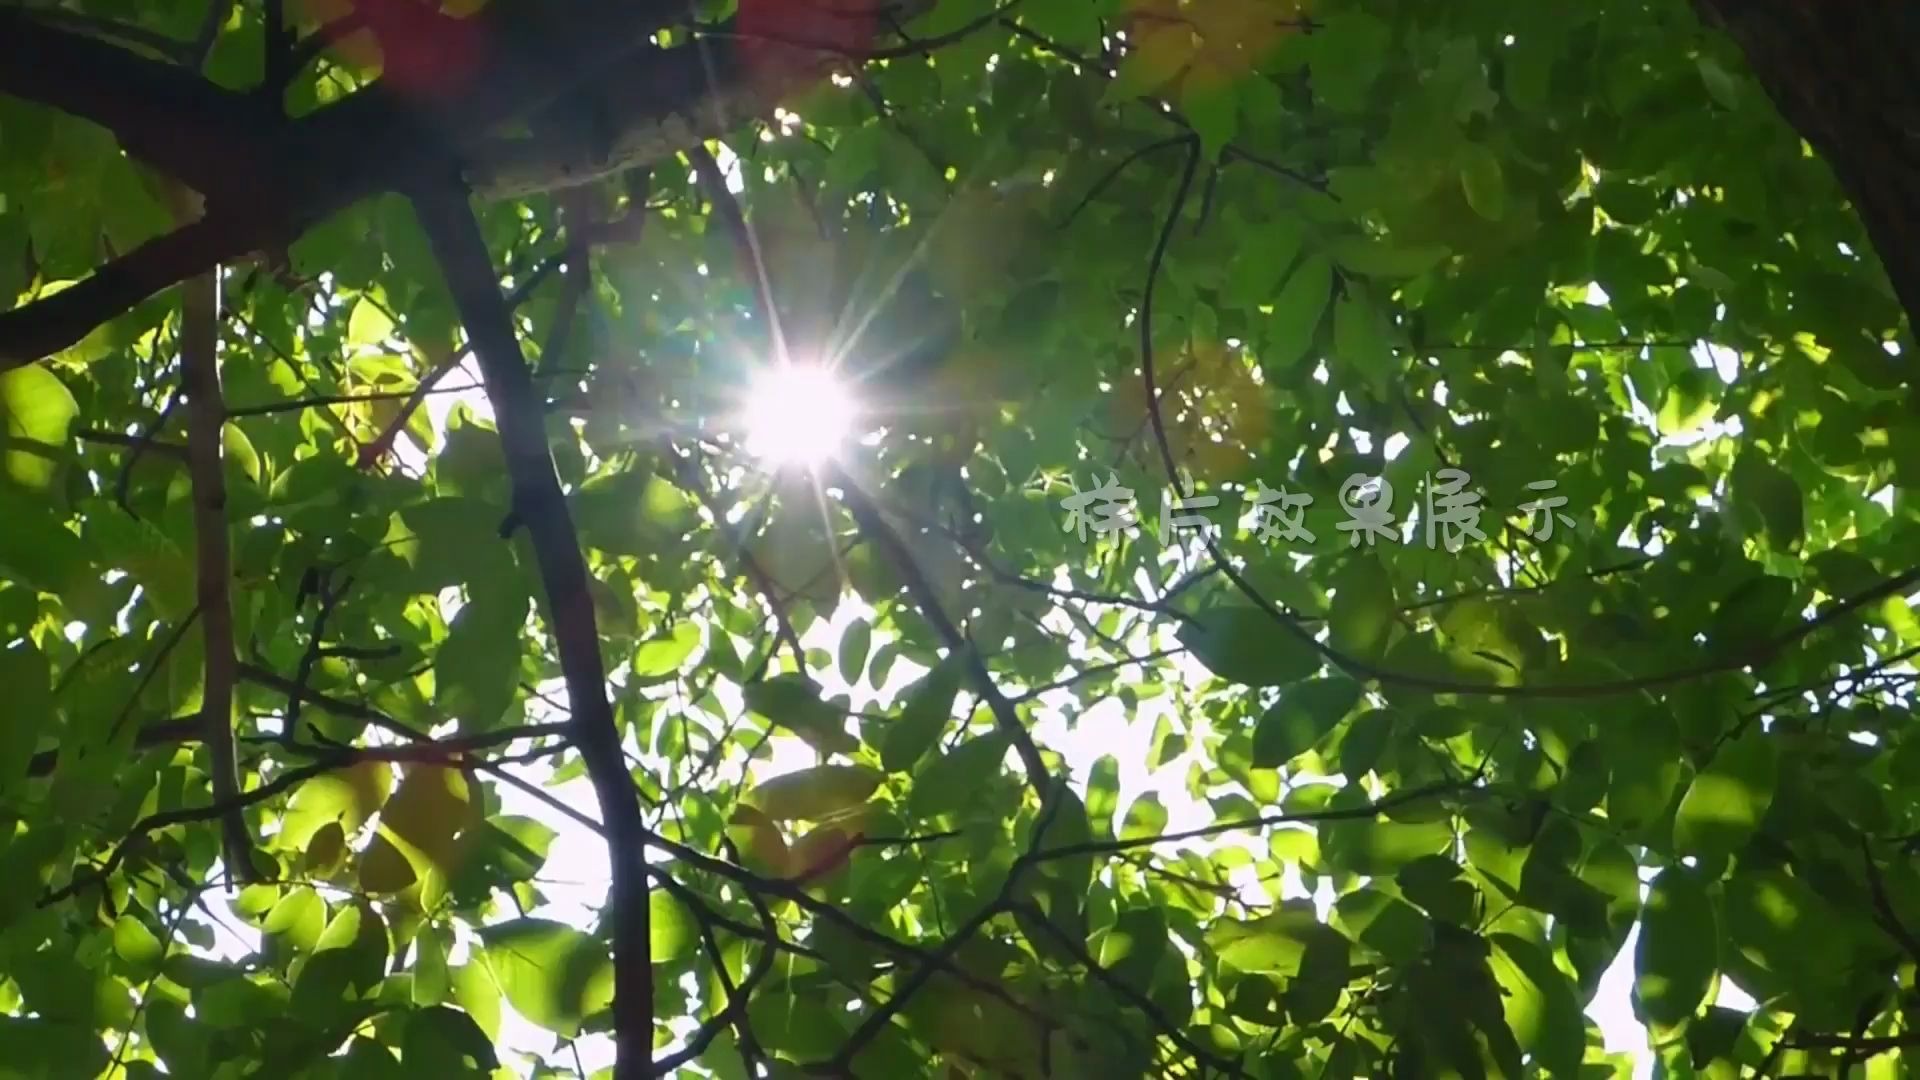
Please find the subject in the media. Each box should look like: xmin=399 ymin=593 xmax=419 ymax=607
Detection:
xmin=451 ymin=962 xmax=501 ymax=1041
xmin=1327 ymin=554 xmax=1396 ymax=659
xmin=650 ymin=889 xmax=697 ymax=963
xmin=1332 ymin=286 xmax=1393 ymax=394
xmin=263 ymin=887 xmax=327 ymax=953
xmin=1336 ymin=708 xmax=1397 ymax=779
xmin=1488 ymin=933 xmax=1584 ymax=1078
xmin=1457 ymin=142 xmax=1507 ymax=221
xmin=1106 ymin=43 xmax=1181 ymax=104
xmin=1207 ymin=906 xmax=1351 ymax=978
xmin=402 ymin=1006 xmax=498 ymax=1072
xmin=1098 ymin=907 xmax=1170 ymax=991
xmin=479 ymin=919 xmax=614 ymax=1037
xmin=747 ymin=764 xmax=882 ymax=822
xmin=0 ymin=488 xmax=85 ymax=594
xmin=1605 ymin=705 xmax=1684 ymax=835
xmin=1308 ymin=11 xmax=1390 ymax=111
xmin=1673 ymin=728 xmax=1777 ymax=865
xmin=632 ymin=621 xmax=700 ymax=678
xmin=1721 ymin=864 xmax=1852 ymax=1021
xmin=361 ymin=765 xmax=472 ymax=896
xmin=1696 ymin=56 xmax=1742 ymax=109
xmin=743 ymin=674 xmax=857 ymax=755
xmin=747 ymin=991 xmax=850 ymax=1058
xmin=573 ymin=470 xmax=697 ymax=557
xmin=1182 ymin=81 xmax=1239 ymax=160
xmin=1224 ymin=220 xmax=1303 ymax=310
xmin=1332 ymin=886 xmax=1429 ymax=964
xmin=1657 ymin=367 xmax=1716 ymax=435
xmin=837 ymin=619 xmax=872 ymax=685
xmin=1266 ymin=254 xmax=1332 ymax=372
xmin=1021 ymin=0 xmax=1101 ymax=51
xmin=0 ymin=641 xmax=50 ymax=798
xmin=912 ymin=730 xmax=1013 ymax=819
xmin=413 ymin=925 xmax=452 ymax=1006
xmin=0 ymin=365 xmax=76 ymax=491
xmin=881 ymin=657 xmax=962 ymax=772
xmin=1730 ymin=455 xmax=1804 ymax=552
xmin=1253 ymin=677 xmax=1362 ymax=767
xmin=434 ymin=590 xmax=528 ymax=731
xmin=1119 ymin=794 xmax=1169 ymax=841
xmin=112 ymin=915 xmax=165 ymax=979
xmin=1178 ymin=605 xmax=1322 ymax=687
xmin=1322 ymin=816 xmax=1454 ymax=876
xmin=382 ymin=498 xmax=516 ymax=594
xmin=1635 ymin=867 xmax=1716 ymax=1031
xmin=347 ymin=295 xmax=395 ymax=347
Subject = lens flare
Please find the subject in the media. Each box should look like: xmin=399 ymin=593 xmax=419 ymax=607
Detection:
xmin=740 ymin=364 xmax=857 ymax=467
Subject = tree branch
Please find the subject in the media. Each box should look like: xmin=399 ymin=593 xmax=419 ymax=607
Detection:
xmin=356 ymin=250 xmax=564 ymax=469
xmin=0 ymin=217 xmax=258 ymax=371
xmin=831 ymin=466 xmax=1051 ymax=794
xmin=410 ymin=184 xmax=653 ymax=1077
xmin=1013 ymin=900 xmax=1247 ymax=1077
xmin=0 ymin=10 xmax=267 ymax=195
xmin=176 ymin=257 xmax=253 ymax=886
xmin=1693 ymin=0 xmax=1920 ymax=326
xmin=1035 ymin=780 xmax=1473 ymax=862
xmin=38 ymin=723 xmax=566 ymax=906
xmin=28 ymin=715 xmax=200 ymax=778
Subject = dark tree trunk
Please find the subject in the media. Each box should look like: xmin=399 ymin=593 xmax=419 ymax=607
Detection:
xmin=1696 ymin=0 xmax=1920 ymax=330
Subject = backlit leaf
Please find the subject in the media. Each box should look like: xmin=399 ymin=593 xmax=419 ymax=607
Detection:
xmin=1178 ymin=605 xmax=1322 ymax=687
xmin=479 ymin=919 xmax=614 ymax=1036
xmin=1636 ymin=867 xmax=1716 ymax=1030
xmin=1673 ymin=728 xmax=1777 ymax=865
xmin=0 ymin=365 xmax=76 ymax=491
xmin=746 ymin=764 xmax=882 ymax=822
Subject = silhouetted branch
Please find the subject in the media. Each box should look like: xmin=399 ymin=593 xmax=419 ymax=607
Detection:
xmin=412 ymin=185 xmax=654 ymax=1073
xmin=832 ymin=467 xmax=1051 ymax=793
xmin=177 ymin=260 xmax=253 ymax=885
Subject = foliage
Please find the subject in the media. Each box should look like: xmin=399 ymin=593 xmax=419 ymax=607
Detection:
xmin=0 ymin=0 xmax=1917 ymax=1076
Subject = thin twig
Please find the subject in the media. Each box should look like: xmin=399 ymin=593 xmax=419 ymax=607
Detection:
xmin=40 ymin=724 xmax=566 ymax=906
xmin=78 ymin=426 xmax=187 ymax=463
xmin=831 ymin=466 xmax=1050 ymax=794
xmin=284 ymin=569 xmax=353 ymax=745
xmin=356 ymin=250 xmax=564 ymax=470
xmin=96 ymin=382 xmax=186 ymax=515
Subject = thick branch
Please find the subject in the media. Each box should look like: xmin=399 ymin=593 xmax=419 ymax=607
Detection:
xmin=0 ymin=0 xmax=1001 ymax=369
xmin=0 ymin=10 xmax=267 ymax=196
xmin=0 ymin=218 xmax=260 ymax=371
xmin=1695 ymin=0 xmax=1920 ymax=327
xmin=410 ymin=185 xmax=653 ymax=1077
xmin=0 ymin=0 xmax=990 ymax=369
xmin=178 ymin=263 xmax=253 ymax=885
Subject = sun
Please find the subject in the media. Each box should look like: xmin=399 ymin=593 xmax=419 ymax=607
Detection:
xmin=740 ymin=363 xmax=858 ymax=467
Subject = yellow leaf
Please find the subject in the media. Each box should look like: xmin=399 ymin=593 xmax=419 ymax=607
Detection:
xmin=727 ymin=804 xmax=792 ymax=877
xmin=359 ymin=764 xmax=473 ymax=895
xmin=0 ymin=365 xmax=77 ymax=492
xmin=281 ymin=760 xmax=393 ymax=850
xmin=746 ymin=764 xmax=882 ymax=822
xmin=789 ymin=823 xmax=862 ymax=886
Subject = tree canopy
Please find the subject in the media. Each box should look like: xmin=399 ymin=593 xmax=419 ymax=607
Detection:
xmin=0 ymin=0 xmax=1917 ymax=1076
